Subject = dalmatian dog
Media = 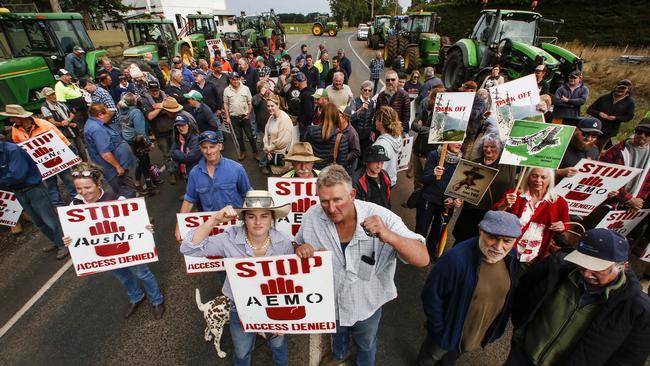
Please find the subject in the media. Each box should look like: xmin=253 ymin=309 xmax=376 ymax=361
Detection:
xmin=195 ymin=288 xmax=231 ymax=358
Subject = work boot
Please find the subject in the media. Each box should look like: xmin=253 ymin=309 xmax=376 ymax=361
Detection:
xmin=42 ymin=246 xmax=58 ymax=253
xmin=125 ymin=297 xmax=144 ymax=318
xmin=253 ymin=152 xmax=260 ymax=161
xmin=10 ymin=222 xmax=23 ymax=235
xmin=153 ymin=303 xmax=165 ymax=320
xmin=238 ymin=152 xmax=246 ymax=161
xmin=56 ymin=247 xmax=69 ymax=260
xmin=319 ymin=354 xmax=346 ymax=366
xmin=169 ymin=173 xmax=177 ymax=185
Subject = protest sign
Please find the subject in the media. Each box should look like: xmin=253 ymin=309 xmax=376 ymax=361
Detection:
xmin=488 ymin=74 xmax=544 ymax=139
xmin=224 ymin=252 xmax=336 ymax=334
xmin=0 ymin=190 xmax=22 ymax=227
xmin=428 ymin=92 xmax=475 ymax=144
xmin=595 ymin=209 xmax=650 ymax=236
xmin=57 ymin=198 xmax=157 ymax=276
xmin=499 ymin=119 xmax=574 ymax=169
xmin=269 ymin=177 xmax=318 ymax=237
xmin=206 ymin=38 xmax=226 ymax=60
xmin=397 ymin=135 xmax=414 ymax=172
xmin=409 ymin=100 xmax=417 ymax=129
xmin=177 ymin=212 xmax=241 ymax=273
xmin=444 ymin=159 xmax=499 ymax=206
xmin=18 ymin=130 xmax=80 ymax=178
xmin=555 ymin=159 xmax=642 ymax=216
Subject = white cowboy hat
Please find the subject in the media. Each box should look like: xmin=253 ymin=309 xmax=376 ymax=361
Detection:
xmin=234 ymin=190 xmax=291 ymax=219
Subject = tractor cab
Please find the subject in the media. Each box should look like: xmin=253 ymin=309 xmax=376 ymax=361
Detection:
xmin=124 ymin=18 xmax=179 ymax=62
xmin=374 ymin=15 xmax=391 ymax=30
xmin=186 ymin=14 xmax=218 ymax=37
xmin=0 ymin=10 xmax=107 ymax=113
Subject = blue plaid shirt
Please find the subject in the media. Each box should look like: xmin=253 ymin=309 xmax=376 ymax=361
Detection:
xmin=369 ymin=58 xmax=384 ymax=81
xmin=91 ymin=87 xmax=120 ymax=128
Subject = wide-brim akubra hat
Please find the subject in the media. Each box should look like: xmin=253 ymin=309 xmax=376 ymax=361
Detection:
xmin=234 ymin=190 xmax=291 ymax=219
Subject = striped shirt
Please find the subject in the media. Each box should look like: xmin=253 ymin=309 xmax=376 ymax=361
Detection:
xmin=296 ymin=199 xmax=425 ymax=326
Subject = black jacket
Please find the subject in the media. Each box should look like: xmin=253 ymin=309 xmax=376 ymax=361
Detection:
xmin=353 ymin=169 xmax=391 ymax=209
xmin=301 ymin=65 xmax=320 ymax=91
xmin=166 ymin=82 xmax=189 ymax=108
xmin=190 ymin=102 xmax=218 ymax=132
xmin=325 ymin=67 xmax=349 ymax=85
xmin=512 ymin=251 xmax=650 ymax=366
xmin=297 ymin=86 xmax=314 ymax=127
xmin=191 ymin=80 xmax=222 ymax=112
xmin=586 ymin=93 xmax=636 ymax=137
xmin=303 ymin=125 xmax=348 ymax=169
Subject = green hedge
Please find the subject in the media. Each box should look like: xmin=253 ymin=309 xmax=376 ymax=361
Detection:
xmin=414 ymin=1 xmax=649 ymax=46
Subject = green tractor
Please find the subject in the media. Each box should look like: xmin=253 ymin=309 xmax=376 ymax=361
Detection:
xmin=311 ymin=14 xmax=338 ymax=37
xmin=123 ymin=16 xmax=192 ymax=64
xmin=366 ymin=15 xmax=392 ymax=49
xmin=177 ymin=13 xmax=222 ymax=61
xmin=442 ymin=9 xmax=582 ymax=91
xmin=384 ymin=11 xmax=449 ymax=72
xmin=0 ymin=10 xmax=107 ymax=115
xmin=223 ymin=10 xmax=285 ymax=54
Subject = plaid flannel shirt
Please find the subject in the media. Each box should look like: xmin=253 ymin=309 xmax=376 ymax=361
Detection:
xmin=369 ymin=58 xmax=384 ymax=81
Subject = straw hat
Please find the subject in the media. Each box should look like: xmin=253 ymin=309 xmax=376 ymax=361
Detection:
xmin=0 ymin=104 xmax=33 ymax=118
xmin=161 ymin=96 xmax=183 ymax=112
xmin=285 ymin=142 xmax=321 ymax=162
xmin=234 ymin=190 xmax=290 ymax=219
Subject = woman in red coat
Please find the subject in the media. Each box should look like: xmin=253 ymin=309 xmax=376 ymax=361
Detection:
xmin=493 ymin=167 xmax=569 ymax=263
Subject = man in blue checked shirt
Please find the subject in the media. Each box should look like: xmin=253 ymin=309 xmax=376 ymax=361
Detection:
xmin=368 ymin=51 xmax=385 ymax=95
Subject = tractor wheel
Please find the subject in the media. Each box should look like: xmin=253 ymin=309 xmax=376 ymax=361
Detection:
xmin=370 ymin=34 xmax=380 ymax=49
xmin=442 ymin=48 xmax=466 ymax=90
xmin=405 ymin=46 xmax=421 ymax=73
xmin=398 ymin=36 xmax=410 ymax=56
xmin=328 ymin=28 xmax=338 ymax=37
xmin=312 ymin=24 xmax=323 ymax=36
xmin=231 ymin=40 xmax=241 ymax=54
xmin=384 ymin=35 xmax=398 ymax=68
xmin=180 ymin=44 xmax=192 ymax=65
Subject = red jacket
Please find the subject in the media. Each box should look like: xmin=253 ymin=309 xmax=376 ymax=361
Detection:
xmin=493 ymin=188 xmax=569 ymax=262
xmin=601 ymin=139 xmax=650 ymax=203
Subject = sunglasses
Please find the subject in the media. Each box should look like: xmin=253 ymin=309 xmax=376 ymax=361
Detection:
xmin=413 ymin=76 xmax=420 ymax=79
xmin=634 ymin=129 xmax=650 ymax=136
xmin=72 ymin=170 xmax=100 ymax=178
xmin=362 ymin=88 xmax=372 ymax=92
xmin=385 ymin=78 xmax=396 ymax=82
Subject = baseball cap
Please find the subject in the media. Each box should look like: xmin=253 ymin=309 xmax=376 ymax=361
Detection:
xmin=147 ymin=80 xmax=160 ymax=90
xmin=229 ymin=72 xmax=241 ymax=80
xmin=174 ymin=115 xmax=189 ymax=126
xmin=564 ymin=228 xmax=629 ymax=271
xmin=41 ymin=87 xmax=55 ymax=96
xmin=192 ymin=69 xmax=207 ymax=77
xmin=636 ymin=118 xmax=650 ymax=132
xmin=479 ymin=211 xmax=522 ymax=238
xmin=280 ymin=62 xmax=291 ymax=70
xmin=364 ymin=145 xmax=391 ymax=163
xmin=198 ymin=130 xmax=224 ymax=144
xmin=57 ymin=69 xmax=69 ymax=76
xmin=73 ymin=46 xmax=85 ymax=53
xmin=291 ymin=67 xmax=300 ymax=75
xmin=616 ymin=79 xmax=632 ymax=88
xmin=535 ymin=64 xmax=545 ymax=71
xmin=569 ymin=70 xmax=583 ymax=78
xmin=577 ymin=117 xmax=603 ymax=135
xmin=226 ymin=49 xmax=232 ymax=54
xmin=312 ymin=88 xmax=328 ymax=99
xmin=183 ymin=90 xmax=203 ymax=100
xmin=294 ymin=72 xmax=307 ymax=82
xmin=212 ymin=61 xmax=222 ymax=68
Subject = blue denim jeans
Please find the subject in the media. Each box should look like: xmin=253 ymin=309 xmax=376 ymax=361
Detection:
xmin=14 ymin=183 xmax=64 ymax=249
xmin=332 ymin=308 xmax=382 ymax=366
xmin=44 ymin=170 xmax=76 ymax=206
xmin=111 ymin=264 xmax=163 ymax=305
xmin=229 ymin=309 xmax=288 ymax=366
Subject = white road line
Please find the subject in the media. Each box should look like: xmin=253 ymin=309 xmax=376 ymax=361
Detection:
xmin=0 ymin=259 xmax=72 ymax=339
xmin=347 ymin=33 xmax=385 ymax=90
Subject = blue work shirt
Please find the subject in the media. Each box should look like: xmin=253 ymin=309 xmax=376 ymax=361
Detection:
xmin=0 ymin=141 xmax=42 ymax=190
xmin=84 ymin=117 xmax=136 ymax=181
xmin=184 ymin=156 xmax=252 ymax=211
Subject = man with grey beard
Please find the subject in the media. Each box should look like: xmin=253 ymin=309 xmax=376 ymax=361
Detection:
xmin=418 ymin=211 xmax=521 ymax=365
xmin=376 ymin=70 xmax=411 ymax=132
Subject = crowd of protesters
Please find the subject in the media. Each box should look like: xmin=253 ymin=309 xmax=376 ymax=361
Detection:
xmin=0 ymin=39 xmax=649 ymax=366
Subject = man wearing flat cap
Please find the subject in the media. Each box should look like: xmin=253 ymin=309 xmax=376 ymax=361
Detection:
xmin=506 ymin=228 xmax=650 ymax=366
xmin=587 ymin=79 xmax=636 ymax=152
xmin=418 ymin=210 xmax=522 ymax=365
xmin=556 ymin=116 xmax=602 ymax=181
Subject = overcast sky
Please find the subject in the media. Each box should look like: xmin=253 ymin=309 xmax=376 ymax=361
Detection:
xmin=225 ymin=0 xmax=411 ymax=16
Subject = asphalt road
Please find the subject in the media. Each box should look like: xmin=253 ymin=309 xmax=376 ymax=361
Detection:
xmin=1 ymin=32 xmax=647 ymax=366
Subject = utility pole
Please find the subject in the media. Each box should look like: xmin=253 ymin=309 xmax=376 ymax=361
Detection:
xmin=371 ymin=0 xmax=374 ymax=19
xmin=49 ymin=0 xmax=61 ymax=12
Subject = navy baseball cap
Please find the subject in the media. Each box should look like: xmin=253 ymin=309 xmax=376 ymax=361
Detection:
xmin=198 ymin=130 xmax=224 ymax=144
xmin=565 ymin=228 xmax=629 ymax=271
xmin=294 ymin=72 xmax=307 ymax=82
xmin=174 ymin=115 xmax=189 ymax=126
xmin=479 ymin=211 xmax=522 ymax=238
xmin=577 ymin=117 xmax=602 ymax=135
xmin=229 ymin=72 xmax=240 ymax=80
